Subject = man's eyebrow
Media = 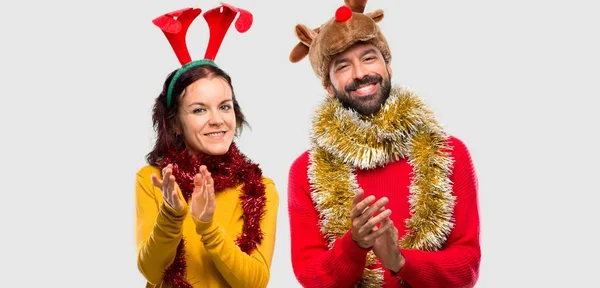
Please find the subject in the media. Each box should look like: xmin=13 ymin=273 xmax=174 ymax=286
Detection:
xmin=333 ymin=49 xmax=378 ymax=67
xmin=333 ymin=57 xmax=350 ymax=67
xmin=360 ymin=48 xmax=377 ymax=58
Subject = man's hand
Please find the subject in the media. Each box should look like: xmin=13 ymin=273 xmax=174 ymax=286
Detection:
xmin=373 ymin=217 xmax=405 ymax=273
xmin=350 ymin=189 xmax=392 ymax=249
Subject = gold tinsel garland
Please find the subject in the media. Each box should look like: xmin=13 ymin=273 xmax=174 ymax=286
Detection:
xmin=307 ymin=85 xmax=456 ymax=287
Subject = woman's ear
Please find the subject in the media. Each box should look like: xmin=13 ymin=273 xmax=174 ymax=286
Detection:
xmin=171 ymin=119 xmax=182 ymax=136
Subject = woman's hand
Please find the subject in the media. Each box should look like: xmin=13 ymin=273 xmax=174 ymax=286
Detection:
xmin=190 ymin=165 xmax=216 ymax=222
xmin=151 ymin=164 xmax=186 ymax=211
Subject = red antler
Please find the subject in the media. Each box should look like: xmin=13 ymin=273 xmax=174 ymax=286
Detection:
xmin=203 ymin=2 xmax=253 ymax=60
xmin=152 ymin=8 xmax=202 ymax=65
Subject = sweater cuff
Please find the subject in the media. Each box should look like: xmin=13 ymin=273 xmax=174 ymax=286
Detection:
xmin=193 ymin=216 xmax=219 ymax=236
xmin=397 ymin=248 xmax=418 ymax=279
xmin=160 ymin=201 xmax=187 ymax=221
xmin=338 ymin=230 xmax=371 ymax=262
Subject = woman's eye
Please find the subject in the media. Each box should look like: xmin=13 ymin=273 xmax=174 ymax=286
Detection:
xmin=220 ymin=105 xmax=232 ymax=111
xmin=193 ymin=108 xmax=206 ymax=114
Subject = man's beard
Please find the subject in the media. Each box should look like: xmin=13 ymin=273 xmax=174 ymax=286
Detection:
xmin=333 ymin=74 xmax=392 ymax=116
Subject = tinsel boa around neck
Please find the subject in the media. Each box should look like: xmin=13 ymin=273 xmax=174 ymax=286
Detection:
xmin=308 ymin=85 xmax=457 ymax=287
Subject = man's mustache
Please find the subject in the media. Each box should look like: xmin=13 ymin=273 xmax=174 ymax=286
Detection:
xmin=345 ymin=75 xmax=383 ymax=92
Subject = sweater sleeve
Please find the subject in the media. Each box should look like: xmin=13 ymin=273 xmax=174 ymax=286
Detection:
xmin=288 ymin=152 xmax=371 ymax=288
xmin=135 ymin=169 xmax=188 ymax=285
xmin=397 ymin=137 xmax=481 ymax=288
xmin=193 ymin=178 xmax=279 ymax=288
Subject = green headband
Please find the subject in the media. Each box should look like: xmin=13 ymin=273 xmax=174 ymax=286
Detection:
xmin=166 ymin=59 xmax=218 ymax=107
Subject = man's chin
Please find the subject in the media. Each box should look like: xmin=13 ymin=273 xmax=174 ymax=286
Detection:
xmin=361 ymin=95 xmax=388 ymax=114
xmin=349 ymin=91 xmax=379 ymax=101
xmin=354 ymin=104 xmax=383 ymax=116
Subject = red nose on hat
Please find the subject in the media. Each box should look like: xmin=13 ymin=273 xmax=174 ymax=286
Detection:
xmin=335 ymin=5 xmax=352 ymax=22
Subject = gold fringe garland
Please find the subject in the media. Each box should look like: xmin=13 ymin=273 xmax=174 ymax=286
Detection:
xmin=308 ymin=85 xmax=456 ymax=287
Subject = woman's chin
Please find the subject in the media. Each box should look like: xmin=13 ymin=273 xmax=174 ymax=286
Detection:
xmin=202 ymin=143 xmax=232 ymax=156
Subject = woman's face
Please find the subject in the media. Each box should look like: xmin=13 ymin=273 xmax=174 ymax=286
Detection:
xmin=175 ymin=76 xmax=236 ymax=156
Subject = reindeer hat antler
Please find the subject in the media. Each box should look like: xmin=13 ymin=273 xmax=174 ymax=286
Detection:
xmin=289 ymin=0 xmax=390 ymax=87
xmin=153 ymin=3 xmax=253 ymax=107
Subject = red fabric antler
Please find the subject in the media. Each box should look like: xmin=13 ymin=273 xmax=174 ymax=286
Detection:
xmin=203 ymin=3 xmax=253 ymax=60
xmin=152 ymin=8 xmax=202 ymax=65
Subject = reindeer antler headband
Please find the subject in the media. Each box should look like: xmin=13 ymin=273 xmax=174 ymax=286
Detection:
xmin=153 ymin=3 xmax=253 ymax=107
xmin=288 ymin=0 xmax=391 ymax=87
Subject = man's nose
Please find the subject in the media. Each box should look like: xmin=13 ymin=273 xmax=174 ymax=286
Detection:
xmin=352 ymin=63 xmax=368 ymax=80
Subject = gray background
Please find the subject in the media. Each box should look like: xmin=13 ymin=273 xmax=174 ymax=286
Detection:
xmin=0 ymin=0 xmax=598 ymax=287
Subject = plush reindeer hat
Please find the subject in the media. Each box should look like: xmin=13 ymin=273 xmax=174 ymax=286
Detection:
xmin=153 ymin=3 xmax=253 ymax=107
xmin=289 ymin=0 xmax=391 ymax=87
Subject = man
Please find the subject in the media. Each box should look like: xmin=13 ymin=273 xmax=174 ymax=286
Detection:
xmin=286 ymin=0 xmax=481 ymax=287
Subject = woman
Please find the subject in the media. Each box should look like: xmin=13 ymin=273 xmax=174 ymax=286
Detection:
xmin=135 ymin=63 xmax=279 ymax=288
xmin=135 ymin=6 xmax=278 ymax=287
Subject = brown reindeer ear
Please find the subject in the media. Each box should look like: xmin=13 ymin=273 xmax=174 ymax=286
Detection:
xmin=366 ymin=9 xmax=384 ymax=23
xmin=289 ymin=42 xmax=309 ymax=63
xmin=290 ymin=24 xmax=320 ymax=63
xmin=295 ymin=24 xmax=317 ymax=46
xmin=344 ymin=0 xmax=367 ymax=13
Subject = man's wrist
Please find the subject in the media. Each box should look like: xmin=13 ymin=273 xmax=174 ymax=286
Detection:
xmin=345 ymin=231 xmax=372 ymax=254
xmin=350 ymin=232 xmax=372 ymax=250
xmin=352 ymin=239 xmax=371 ymax=249
xmin=389 ymin=255 xmax=406 ymax=274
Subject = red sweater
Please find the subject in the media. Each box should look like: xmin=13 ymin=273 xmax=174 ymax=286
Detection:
xmin=288 ymin=136 xmax=481 ymax=288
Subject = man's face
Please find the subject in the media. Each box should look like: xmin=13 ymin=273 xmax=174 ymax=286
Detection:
xmin=327 ymin=43 xmax=392 ymax=116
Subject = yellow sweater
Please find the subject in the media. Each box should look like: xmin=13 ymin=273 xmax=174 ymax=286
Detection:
xmin=135 ymin=165 xmax=279 ymax=288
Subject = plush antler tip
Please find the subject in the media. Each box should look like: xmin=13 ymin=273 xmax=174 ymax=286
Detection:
xmin=335 ymin=6 xmax=352 ymax=22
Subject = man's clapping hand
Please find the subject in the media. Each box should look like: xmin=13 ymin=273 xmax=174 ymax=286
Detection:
xmin=350 ymin=189 xmax=394 ymax=249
